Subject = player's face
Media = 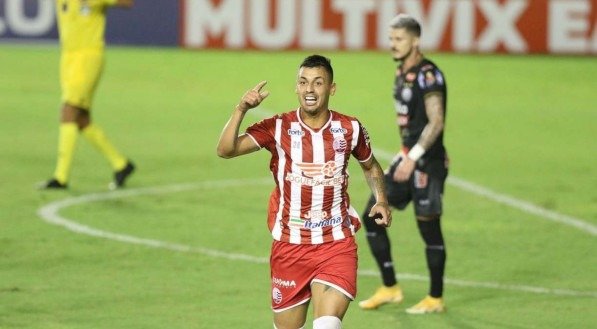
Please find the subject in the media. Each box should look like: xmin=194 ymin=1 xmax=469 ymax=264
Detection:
xmin=295 ymin=66 xmax=336 ymax=115
xmin=389 ymin=28 xmax=419 ymax=61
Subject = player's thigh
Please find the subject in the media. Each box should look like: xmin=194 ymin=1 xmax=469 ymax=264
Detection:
xmin=412 ymin=169 xmax=446 ymax=217
xmin=274 ymin=303 xmax=309 ymax=329
xmin=60 ymin=50 xmax=104 ymax=109
xmin=310 ymin=282 xmax=351 ymax=320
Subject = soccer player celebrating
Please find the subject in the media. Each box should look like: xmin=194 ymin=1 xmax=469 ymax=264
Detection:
xmin=41 ymin=0 xmax=135 ymax=190
xmin=358 ymin=14 xmax=449 ymax=314
xmin=217 ymin=55 xmax=392 ymax=329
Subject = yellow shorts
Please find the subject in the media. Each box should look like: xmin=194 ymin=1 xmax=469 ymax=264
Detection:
xmin=60 ymin=49 xmax=105 ymax=109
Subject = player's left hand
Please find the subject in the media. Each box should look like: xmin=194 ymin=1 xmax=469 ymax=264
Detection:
xmin=369 ymin=202 xmax=392 ymax=227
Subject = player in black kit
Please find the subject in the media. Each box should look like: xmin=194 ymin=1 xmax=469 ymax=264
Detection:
xmin=358 ymin=14 xmax=449 ymax=314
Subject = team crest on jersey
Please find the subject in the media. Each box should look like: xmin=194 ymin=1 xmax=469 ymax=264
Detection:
xmin=333 ymin=137 xmax=347 ymax=153
xmin=406 ymin=72 xmax=417 ymax=81
xmin=296 ymin=161 xmax=339 ymax=178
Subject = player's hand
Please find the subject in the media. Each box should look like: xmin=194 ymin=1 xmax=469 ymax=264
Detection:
xmin=369 ymin=202 xmax=392 ymax=227
xmin=394 ymin=157 xmax=415 ymax=182
xmin=237 ymin=81 xmax=270 ymax=113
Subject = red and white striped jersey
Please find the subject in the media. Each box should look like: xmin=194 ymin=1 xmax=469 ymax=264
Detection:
xmin=246 ymin=109 xmax=373 ymax=245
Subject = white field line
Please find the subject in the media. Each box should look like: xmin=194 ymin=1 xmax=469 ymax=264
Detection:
xmin=37 ymin=178 xmax=597 ymax=298
xmin=250 ymin=107 xmax=597 ymax=236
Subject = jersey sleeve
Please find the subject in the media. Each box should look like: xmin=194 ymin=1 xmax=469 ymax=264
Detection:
xmin=351 ymin=120 xmax=373 ymax=162
xmin=245 ymin=116 xmax=277 ymax=151
xmin=417 ymin=64 xmax=446 ymax=96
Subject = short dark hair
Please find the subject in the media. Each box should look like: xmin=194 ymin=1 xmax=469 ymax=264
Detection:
xmin=389 ymin=14 xmax=421 ymax=37
xmin=300 ymin=54 xmax=334 ymax=82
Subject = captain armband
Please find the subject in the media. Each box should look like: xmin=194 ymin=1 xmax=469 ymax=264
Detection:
xmin=407 ymin=143 xmax=425 ymax=161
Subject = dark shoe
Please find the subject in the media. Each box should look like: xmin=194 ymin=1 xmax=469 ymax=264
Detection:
xmin=111 ymin=161 xmax=135 ymax=189
xmin=39 ymin=178 xmax=67 ymax=190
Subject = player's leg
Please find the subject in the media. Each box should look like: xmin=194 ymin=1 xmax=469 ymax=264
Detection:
xmin=271 ymin=241 xmax=313 ymax=329
xmin=273 ymin=303 xmax=309 ymax=329
xmin=358 ymin=160 xmax=409 ymax=309
xmin=407 ymin=166 xmax=447 ymax=314
xmin=74 ymin=50 xmax=134 ymax=188
xmin=309 ymin=237 xmax=357 ymax=328
xmin=310 ymin=282 xmax=348 ymax=328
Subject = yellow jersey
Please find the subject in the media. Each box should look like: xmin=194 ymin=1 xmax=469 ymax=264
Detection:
xmin=56 ymin=0 xmax=117 ymax=52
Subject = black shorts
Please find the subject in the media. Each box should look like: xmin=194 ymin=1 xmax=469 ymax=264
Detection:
xmin=385 ymin=156 xmax=448 ymax=217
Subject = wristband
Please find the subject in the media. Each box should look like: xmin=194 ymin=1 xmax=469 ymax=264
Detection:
xmin=407 ymin=143 xmax=425 ymax=161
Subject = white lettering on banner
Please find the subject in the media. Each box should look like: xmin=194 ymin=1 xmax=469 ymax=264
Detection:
xmin=181 ymin=0 xmax=595 ymax=54
xmin=399 ymin=0 xmax=452 ymax=50
xmin=184 ymin=0 xmax=244 ymax=48
xmin=477 ymin=0 xmax=528 ymax=52
xmin=300 ymin=0 xmax=338 ymax=49
xmin=332 ymin=0 xmax=375 ymax=49
xmin=250 ymin=0 xmax=295 ymax=48
xmin=1 ymin=0 xmax=55 ymax=36
xmin=549 ymin=0 xmax=593 ymax=53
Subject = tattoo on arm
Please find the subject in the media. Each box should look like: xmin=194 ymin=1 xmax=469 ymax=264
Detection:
xmin=419 ymin=92 xmax=445 ymax=150
xmin=364 ymin=160 xmax=387 ymax=203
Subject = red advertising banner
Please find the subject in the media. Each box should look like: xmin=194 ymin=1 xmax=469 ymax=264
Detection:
xmin=180 ymin=0 xmax=597 ymax=54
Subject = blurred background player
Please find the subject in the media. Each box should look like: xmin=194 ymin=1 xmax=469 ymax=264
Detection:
xmin=217 ymin=55 xmax=392 ymax=329
xmin=41 ymin=0 xmax=135 ymax=189
xmin=358 ymin=14 xmax=449 ymax=314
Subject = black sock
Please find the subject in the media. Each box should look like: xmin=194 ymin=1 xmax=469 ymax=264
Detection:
xmin=363 ymin=195 xmax=397 ymax=287
xmin=417 ymin=218 xmax=446 ymax=298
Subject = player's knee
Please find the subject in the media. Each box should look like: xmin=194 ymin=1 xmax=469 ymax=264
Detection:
xmin=313 ymin=316 xmax=342 ymax=329
xmin=273 ymin=324 xmax=304 ymax=329
xmin=416 ymin=217 xmax=444 ymax=246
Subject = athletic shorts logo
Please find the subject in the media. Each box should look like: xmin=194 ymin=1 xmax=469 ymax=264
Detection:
xmin=414 ymin=170 xmax=428 ymax=188
xmin=272 ymin=287 xmax=283 ymax=304
xmin=333 ymin=137 xmax=347 ymax=153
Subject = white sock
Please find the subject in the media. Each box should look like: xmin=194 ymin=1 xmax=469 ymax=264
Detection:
xmin=313 ymin=316 xmax=342 ymax=329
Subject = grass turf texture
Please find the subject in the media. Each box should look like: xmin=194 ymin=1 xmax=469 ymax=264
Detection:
xmin=0 ymin=45 xmax=595 ymax=328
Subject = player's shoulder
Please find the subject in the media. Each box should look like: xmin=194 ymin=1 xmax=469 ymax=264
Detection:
xmin=419 ymin=58 xmax=442 ymax=74
xmin=329 ymin=110 xmax=361 ymax=125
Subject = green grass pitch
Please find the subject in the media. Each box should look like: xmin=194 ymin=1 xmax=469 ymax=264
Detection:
xmin=0 ymin=45 xmax=596 ymax=328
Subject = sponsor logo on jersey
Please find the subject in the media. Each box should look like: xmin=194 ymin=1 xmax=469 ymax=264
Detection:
xmin=287 ymin=128 xmax=304 ymax=136
xmin=394 ymin=101 xmax=408 ymax=115
xmin=401 ymin=88 xmax=413 ymax=102
xmin=285 ymin=173 xmax=345 ymax=187
xmin=329 ymin=127 xmax=347 ymax=134
xmin=289 ymin=216 xmax=344 ymax=229
xmin=304 ymin=210 xmax=329 ymax=220
xmin=273 ymin=277 xmax=297 ymax=288
xmin=272 ymin=287 xmax=283 ymax=304
xmin=333 ymin=137 xmax=347 ymax=153
xmin=296 ymin=161 xmax=339 ymax=178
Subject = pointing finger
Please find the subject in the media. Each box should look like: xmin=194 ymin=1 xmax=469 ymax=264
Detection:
xmin=253 ymin=80 xmax=268 ymax=93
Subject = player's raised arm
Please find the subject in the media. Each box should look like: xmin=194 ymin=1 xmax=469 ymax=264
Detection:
xmin=216 ymin=81 xmax=269 ymax=158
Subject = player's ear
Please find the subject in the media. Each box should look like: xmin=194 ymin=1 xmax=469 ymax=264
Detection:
xmin=330 ymin=82 xmax=336 ymax=96
xmin=413 ymin=36 xmax=420 ymax=49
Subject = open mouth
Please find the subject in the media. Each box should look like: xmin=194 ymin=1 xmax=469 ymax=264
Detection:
xmin=305 ymin=95 xmax=317 ymax=106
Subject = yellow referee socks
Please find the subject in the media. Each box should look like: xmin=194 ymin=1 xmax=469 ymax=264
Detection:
xmin=53 ymin=122 xmax=79 ymax=184
xmin=82 ymin=124 xmax=127 ymax=171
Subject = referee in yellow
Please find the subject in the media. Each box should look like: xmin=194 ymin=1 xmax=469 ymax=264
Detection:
xmin=42 ymin=0 xmax=135 ymax=189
